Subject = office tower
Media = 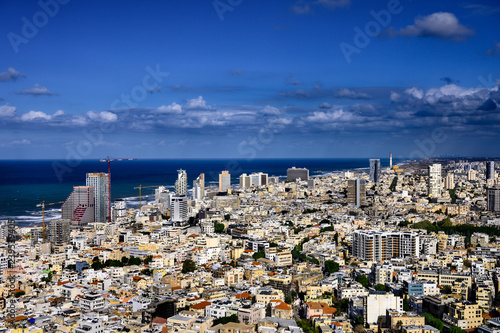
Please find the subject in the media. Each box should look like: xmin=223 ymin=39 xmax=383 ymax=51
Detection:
xmin=49 ymin=218 xmax=71 ymax=246
xmin=428 ymin=164 xmax=442 ymax=198
xmin=174 ymin=169 xmax=187 ymax=195
xmin=86 ymin=172 xmax=109 ymax=222
xmin=239 ymin=173 xmax=251 ymax=188
xmin=352 ymin=230 xmax=420 ymax=262
xmin=468 ymin=170 xmax=477 ymax=181
xmin=259 ymin=172 xmax=268 ymax=186
xmin=347 ymin=179 xmax=366 ymax=207
xmin=287 ymin=167 xmax=309 ymax=181
xmin=170 ymin=194 xmax=188 ymax=226
xmin=486 ymin=161 xmax=495 ymax=181
xmin=369 ymin=159 xmax=381 ymax=183
xmin=487 ymin=186 xmax=500 ymax=212
xmin=390 ymin=153 xmax=393 ymax=168
xmin=219 ymin=170 xmax=231 ymax=192
xmin=62 ymin=186 xmax=95 ymax=228
xmin=268 ymin=176 xmax=279 ymax=184
xmin=444 ymin=173 xmax=455 ymax=190
xmin=155 ymin=186 xmax=170 ymax=203
xmin=193 ymin=173 xmax=205 ymax=201
xmin=113 ymin=199 xmax=126 ymax=220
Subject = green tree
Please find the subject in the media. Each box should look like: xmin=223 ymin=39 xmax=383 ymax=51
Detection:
xmin=224 ymin=214 xmax=231 ymax=221
xmin=269 ymin=242 xmax=279 ymax=247
xmin=14 ymin=291 xmax=25 ymax=298
xmin=214 ymin=222 xmax=225 ymax=233
xmin=253 ymin=251 xmax=265 ymax=261
xmin=182 ymin=259 xmax=197 ymax=273
xmin=213 ymin=314 xmax=239 ymax=325
xmin=403 ymin=299 xmax=410 ymax=311
xmin=449 ymin=327 xmax=466 ymax=333
xmin=356 ymin=274 xmax=369 ymax=288
xmin=374 ymin=284 xmax=388 ymax=292
xmin=423 ymin=313 xmax=444 ymax=332
xmin=285 ymin=296 xmax=292 ymax=304
xmin=325 ymin=260 xmax=340 ymax=274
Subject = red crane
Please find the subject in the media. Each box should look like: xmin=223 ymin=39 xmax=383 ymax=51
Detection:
xmin=100 ymin=157 xmax=137 ymax=222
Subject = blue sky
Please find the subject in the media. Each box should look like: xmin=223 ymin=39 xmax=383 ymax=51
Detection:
xmin=0 ymin=0 xmax=499 ymax=160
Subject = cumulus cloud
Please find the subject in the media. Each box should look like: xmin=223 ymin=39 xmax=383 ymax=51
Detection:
xmin=0 ymin=67 xmax=25 ymax=82
xmin=86 ymin=111 xmax=117 ymax=122
xmin=17 ymin=84 xmax=54 ymax=96
xmin=388 ymin=12 xmax=474 ymax=41
xmin=157 ymin=103 xmax=183 ymax=114
xmin=261 ymin=105 xmax=282 ymax=116
xmin=0 ymin=104 xmax=17 ymax=117
xmin=21 ymin=111 xmax=52 ymax=121
xmin=184 ymin=96 xmax=214 ymax=110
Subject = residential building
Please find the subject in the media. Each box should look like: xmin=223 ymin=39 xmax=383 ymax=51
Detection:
xmin=347 ymin=179 xmax=366 ymax=207
xmin=428 ymin=164 xmax=442 ymax=198
xmin=175 ymin=169 xmax=188 ymax=195
xmin=370 ymin=159 xmax=381 ymax=183
xmin=219 ymin=171 xmax=231 ymax=192
xmin=287 ymin=167 xmax=309 ymax=181
xmin=86 ymin=172 xmax=109 ymax=222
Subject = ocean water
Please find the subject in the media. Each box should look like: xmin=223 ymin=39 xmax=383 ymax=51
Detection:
xmin=0 ymin=158 xmax=397 ymax=227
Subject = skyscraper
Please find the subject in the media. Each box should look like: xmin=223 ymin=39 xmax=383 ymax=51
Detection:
xmin=486 ymin=161 xmax=495 ymax=181
xmin=219 ymin=170 xmax=231 ymax=192
xmin=174 ymin=169 xmax=187 ymax=195
xmin=239 ymin=173 xmax=251 ymax=188
xmin=170 ymin=194 xmax=188 ymax=226
xmin=49 ymin=218 xmax=71 ymax=246
xmin=347 ymin=179 xmax=366 ymax=207
xmin=193 ymin=173 xmax=205 ymax=201
xmin=487 ymin=186 xmax=500 ymax=212
xmin=62 ymin=186 xmax=95 ymax=228
xmin=287 ymin=167 xmax=309 ymax=181
xmin=86 ymin=172 xmax=109 ymax=222
xmin=428 ymin=164 xmax=442 ymax=198
xmin=444 ymin=173 xmax=455 ymax=190
xmin=369 ymin=159 xmax=381 ymax=183
xmin=390 ymin=153 xmax=393 ymax=168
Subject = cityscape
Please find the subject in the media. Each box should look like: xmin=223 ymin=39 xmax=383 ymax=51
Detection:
xmin=1 ymin=1 xmax=500 ymax=333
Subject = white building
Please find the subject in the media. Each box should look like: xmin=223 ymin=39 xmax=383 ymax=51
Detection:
xmin=363 ymin=291 xmax=403 ymax=325
xmin=75 ymin=317 xmax=103 ymax=333
xmin=219 ymin=171 xmax=231 ymax=192
xmin=428 ymin=164 xmax=442 ymax=198
xmin=175 ymin=169 xmax=188 ymax=195
xmin=79 ymin=293 xmax=105 ymax=312
xmin=171 ymin=194 xmax=188 ymax=225
xmin=86 ymin=172 xmax=109 ymax=222
xmin=193 ymin=173 xmax=205 ymax=202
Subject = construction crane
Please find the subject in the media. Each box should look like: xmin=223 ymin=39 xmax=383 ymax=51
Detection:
xmin=100 ymin=156 xmax=137 ymax=223
xmin=36 ymin=200 xmax=64 ymax=242
xmin=133 ymin=185 xmax=162 ymax=209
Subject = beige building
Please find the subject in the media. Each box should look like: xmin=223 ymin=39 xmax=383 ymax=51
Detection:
xmin=443 ymin=301 xmax=483 ymax=330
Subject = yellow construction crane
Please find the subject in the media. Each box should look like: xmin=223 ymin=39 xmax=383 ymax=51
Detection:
xmin=133 ymin=185 xmax=162 ymax=209
xmin=36 ymin=200 xmax=64 ymax=242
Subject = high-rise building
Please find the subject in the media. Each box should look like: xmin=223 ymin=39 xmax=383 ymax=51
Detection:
xmin=174 ymin=169 xmax=187 ymax=195
xmin=49 ymin=218 xmax=71 ymax=246
xmin=352 ymin=230 xmax=420 ymax=262
xmin=486 ymin=161 xmax=495 ymax=180
xmin=62 ymin=186 xmax=95 ymax=228
xmin=239 ymin=173 xmax=251 ymax=188
xmin=487 ymin=186 xmax=500 ymax=212
xmin=468 ymin=170 xmax=477 ymax=181
xmin=369 ymin=159 xmax=381 ymax=183
xmin=86 ymin=172 xmax=109 ymax=222
xmin=444 ymin=173 xmax=455 ymax=190
xmin=112 ymin=199 xmax=126 ymax=220
xmin=390 ymin=153 xmax=393 ymax=168
xmin=347 ymin=179 xmax=366 ymax=207
xmin=219 ymin=170 xmax=231 ymax=192
xmin=170 ymin=194 xmax=188 ymax=226
xmin=193 ymin=173 xmax=205 ymax=201
xmin=287 ymin=167 xmax=309 ymax=181
xmin=428 ymin=164 xmax=442 ymax=198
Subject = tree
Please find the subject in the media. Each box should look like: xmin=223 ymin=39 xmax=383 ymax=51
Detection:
xmin=253 ymin=251 xmax=265 ymax=261
xmin=325 ymin=260 xmax=340 ymax=274
xmin=285 ymin=296 xmax=292 ymax=304
xmin=449 ymin=327 xmax=466 ymax=333
xmin=14 ymin=291 xmax=25 ymax=298
xmin=214 ymin=222 xmax=225 ymax=233
xmin=182 ymin=259 xmax=197 ymax=273
xmin=423 ymin=313 xmax=444 ymax=332
xmin=441 ymin=285 xmax=452 ymax=294
xmin=354 ymin=315 xmax=364 ymax=326
xmin=356 ymin=274 xmax=369 ymax=288
xmin=213 ymin=314 xmax=239 ymax=325
xmin=403 ymin=299 xmax=410 ymax=311
xmin=224 ymin=214 xmax=231 ymax=221
xmin=269 ymin=242 xmax=279 ymax=247
xmin=374 ymin=284 xmax=388 ymax=292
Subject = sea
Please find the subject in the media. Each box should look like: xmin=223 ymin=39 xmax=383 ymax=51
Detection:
xmin=0 ymin=158 xmax=400 ymax=227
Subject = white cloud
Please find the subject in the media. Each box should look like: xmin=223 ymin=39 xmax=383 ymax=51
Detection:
xmin=390 ymin=91 xmax=401 ymax=102
xmin=404 ymin=87 xmax=424 ymax=99
xmin=305 ymin=109 xmax=354 ymax=123
xmin=261 ymin=105 xmax=282 ymax=115
xmin=21 ymin=111 xmax=52 ymax=121
xmin=0 ymin=67 xmax=25 ymax=82
xmin=0 ymin=104 xmax=16 ymax=117
xmin=390 ymin=12 xmax=474 ymax=41
xmin=87 ymin=111 xmax=117 ymax=122
xmin=157 ymin=103 xmax=183 ymax=114
xmin=333 ymin=88 xmax=371 ymax=99
xmin=10 ymin=139 xmax=31 ymax=145
xmin=17 ymin=84 xmax=54 ymax=96
xmin=184 ymin=96 xmax=213 ymax=110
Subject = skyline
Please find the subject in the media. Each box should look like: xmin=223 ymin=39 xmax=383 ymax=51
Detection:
xmin=1 ymin=0 xmax=500 ymax=160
